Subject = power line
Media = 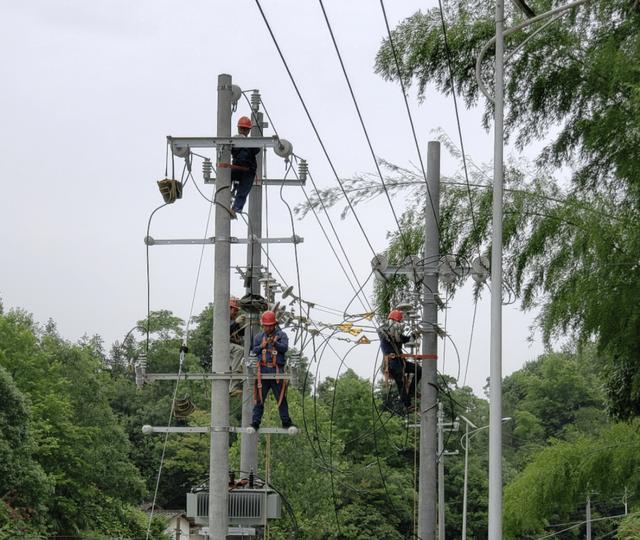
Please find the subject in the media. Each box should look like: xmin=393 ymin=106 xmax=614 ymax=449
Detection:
xmin=318 ymin=0 xmax=414 ymax=255
xmin=254 ymin=0 xmax=380 ymax=258
xmin=436 ymin=0 xmax=482 ymax=258
xmin=378 ymin=0 xmax=439 ymax=231
xmin=244 ymin=90 xmax=373 ymax=313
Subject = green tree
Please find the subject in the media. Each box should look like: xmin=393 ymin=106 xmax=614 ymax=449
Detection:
xmin=375 ymin=0 xmax=640 ymax=418
xmin=0 ymin=307 xmax=155 ymax=538
xmin=504 ymin=421 xmax=640 ymax=538
xmin=0 ymin=366 xmax=51 ymax=537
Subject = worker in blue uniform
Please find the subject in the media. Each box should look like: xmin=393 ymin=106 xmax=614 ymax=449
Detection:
xmin=251 ymin=310 xmax=294 ymax=430
xmin=378 ymin=309 xmax=422 ymax=412
xmin=230 ymin=115 xmax=260 ymax=219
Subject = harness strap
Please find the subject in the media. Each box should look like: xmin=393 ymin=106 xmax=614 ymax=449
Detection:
xmin=383 ymin=354 xmax=391 ymax=386
xmin=217 ymin=162 xmax=251 ymax=172
xmin=277 ymin=378 xmax=288 ymax=407
xmin=254 ymin=361 xmax=263 ymax=404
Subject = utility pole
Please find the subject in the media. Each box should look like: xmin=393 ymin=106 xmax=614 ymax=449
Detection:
xmin=459 ymin=416 xmax=477 ymax=540
xmin=488 ymin=0 xmax=505 ymax=538
xmin=437 ymin=402 xmax=445 ymax=540
xmin=586 ymin=494 xmax=592 ymax=540
xmin=418 ymin=140 xmax=440 ymax=540
xmin=209 ymin=72 xmax=233 ymax=540
xmin=240 ymin=92 xmax=264 ymax=476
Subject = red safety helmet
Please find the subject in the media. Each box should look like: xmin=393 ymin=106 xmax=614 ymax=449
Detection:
xmin=260 ymin=310 xmax=277 ymax=326
xmin=388 ymin=309 xmax=403 ymax=322
xmin=237 ymin=116 xmax=252 ymax=129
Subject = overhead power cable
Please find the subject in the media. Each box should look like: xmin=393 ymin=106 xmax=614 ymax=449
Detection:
xmin=318 ymin=0 xmax=414 ymax=255
xmin=241 ymin=90 xmax=372 ymax=312
xmin=254 ymin=0 xmax=380 ymax=258
xmin=378 ymin=0 xmax=439 ymax=231
xmin=436 ymin=0 xmax=481 ymax=257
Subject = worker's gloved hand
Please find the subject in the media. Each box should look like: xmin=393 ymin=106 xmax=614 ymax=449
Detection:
xmin=235 ymin=314 xmax=247 ymax=326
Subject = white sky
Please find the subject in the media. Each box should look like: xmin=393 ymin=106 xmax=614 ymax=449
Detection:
xmin=0 ymin=0 xmax=545 ymax=396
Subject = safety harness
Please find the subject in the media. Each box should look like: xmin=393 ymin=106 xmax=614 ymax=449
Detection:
xmin=379 ymin=324 xmax=404 ymax=387
xmin=254 ymin=334 xmax=287 ymax=407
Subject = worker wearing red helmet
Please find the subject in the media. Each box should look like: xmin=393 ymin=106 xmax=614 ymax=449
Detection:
xmin=251 ymin=310 xmax=294 ymax=430
xmin=228 ymin=297 xmax=247 ymax=395
xmin=230 ymin=115 xmax=260 ymax=219
xmin=378 ymin=309 xmax=422 ymax=413
xmin=201 ymin=297 xmax=247 ymax=396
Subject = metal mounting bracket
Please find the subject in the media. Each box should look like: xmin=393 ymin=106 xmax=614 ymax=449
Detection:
xmin=144 ymin=235 xmax=303 ymax=246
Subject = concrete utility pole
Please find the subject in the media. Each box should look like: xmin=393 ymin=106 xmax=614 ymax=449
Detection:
xmin=418 ymin=140 xmax=440 ymax=540
xmin=209 ymin=73 xmax=233 ymax=540
xmin=459 ymin=416 xmax=477 ymax=540
xmin=488 ymin=0 xmax=505 ymax=537
xmin=240 ymin=92 xmax=264 ymax=476
xmin=437 ymin=402 xmax=445 ymax=540
xmin=586 ymin=495 xmax=592 ymax=540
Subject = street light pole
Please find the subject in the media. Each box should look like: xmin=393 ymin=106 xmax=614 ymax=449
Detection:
xmin=488 ymin=1 xmax=505 ymax=537
xmin=474 ymin=3 xmax=593 ymax=537
xmin=458 ymin=416 xmax=477 ymax=540
xmin=459 ymin=416 xmax=511 ymax=540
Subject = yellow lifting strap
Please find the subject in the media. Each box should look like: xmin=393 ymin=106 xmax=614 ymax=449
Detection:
xmin=338 ymin=322 xmax=353 ymax=332
xmin=157 ymin=178 xmax=183 ymax=204
xmin=356 ymin=335 xmax=371 ymax=345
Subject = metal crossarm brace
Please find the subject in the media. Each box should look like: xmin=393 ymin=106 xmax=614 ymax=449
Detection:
xmin=204 ymin=178 xmax=306 ymax=186
xmin=381 ymin=265 xmax=437 ymax=278
xmin=144 ymin=372 xmax=294 ymax=382
xmin=144 ymin=235 xmax=303 ymax=246
xmin=143 ymin=426 xmax=297 ymax=435
xmin=168 ymin=135 xmax=283 ymax=150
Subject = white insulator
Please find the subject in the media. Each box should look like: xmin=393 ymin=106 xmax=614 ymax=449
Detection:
xmin=297 ymin=159 xmax=308 ymax=182
xmin=246 ymin=426 xmax=256 ymax=435
xmin=142 ymin=425 xmax=153 ymax=435
xmin=202 ymin=158 xmax=213 ymax=182
xmin=287 ymin=426 xmax=299 ymax=436
xmin=250 ymin=90 xmax=261 ymax=111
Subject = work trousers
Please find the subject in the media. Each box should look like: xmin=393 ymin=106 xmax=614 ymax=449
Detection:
xmin=231 ymin=169 xmax=256 ymax=213
xmin=229 ymin=343 xmax=244 ymax=393
xmin=252 ymin=378 xmax=291 ymax=427
xmin=388 ymin=358 xmax=422 ymax=408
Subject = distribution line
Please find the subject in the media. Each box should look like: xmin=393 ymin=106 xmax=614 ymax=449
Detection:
xmin=318 ymin=0 xmax=415 ymax=255
xmin=299 ymin=160 xmax=375 ymax=312
xmin=436 ymin=0 xmax=481 ymax=255
xmin=254 ymin=0 xmax=380 ymax=258
xmin=462 ymin=299 xmax=479 ymax=387
xmin=242 ymin=90 xmax=372 ymax=312
xmin=259 ymin=99 xmax=374 ymax=314
xmin=378 ymin=0 xmax=439 ymax=230
xmin=143 ymin=167 xmax=215 ymax=539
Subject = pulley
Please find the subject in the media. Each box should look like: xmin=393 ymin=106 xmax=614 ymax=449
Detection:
xmin=273 ymin=137 xmax=293 ymax=159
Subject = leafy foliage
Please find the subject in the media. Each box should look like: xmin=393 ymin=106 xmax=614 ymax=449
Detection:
xmin=373 ymin=0 xmax=640 ymax=418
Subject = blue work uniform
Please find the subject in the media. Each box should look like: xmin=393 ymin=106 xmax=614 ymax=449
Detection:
xmin=378 ymin=324 xmax=421 ymax=408
xmin=251 ymin=328 xmax=292 ymax=428
xmin=231 ymin=144 xmax=260 ymax=214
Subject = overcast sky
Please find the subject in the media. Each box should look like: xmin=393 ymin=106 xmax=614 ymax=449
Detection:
xmin=0 ymin=0 xmax=546 ymax=397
